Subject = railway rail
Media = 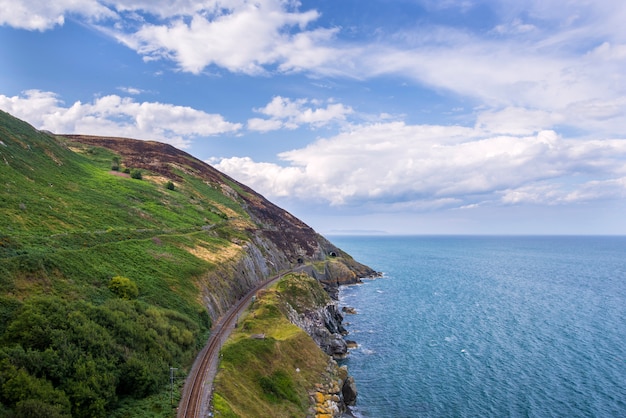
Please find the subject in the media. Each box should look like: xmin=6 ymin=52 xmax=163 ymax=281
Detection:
xmin=177 ymin=272 xmax=285 ymax=417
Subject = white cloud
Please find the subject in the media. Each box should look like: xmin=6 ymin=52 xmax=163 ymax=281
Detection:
xmin=216 ymin=121 xmax=626 ymax=209
xmin=247 ymin=96 xmax=353 ymax=132
xmin=108 ymin=1 xmax=339 ymax=75
xmin=0 ymin=90 xmax=241 ymax=148
xmin=475 ymin=107 xmax=564 ymax=135
xmin=501 ymin=177 xmax=626 ymax=205
xmin=0 ymin=0 xmax=114 ymax=30
xmin=492 ymin=18 xmax=537 ymax=35
xmin=117 ymin=86 xmax=144 ymax=95
xmin=2 ymin=1 xmax=346 ymax=75
xmin=247 ymin=118 xmax=284 ymax=133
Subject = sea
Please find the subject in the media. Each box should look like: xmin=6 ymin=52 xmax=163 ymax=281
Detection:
xmin=330 ymin=236 xmax=626 ymax=418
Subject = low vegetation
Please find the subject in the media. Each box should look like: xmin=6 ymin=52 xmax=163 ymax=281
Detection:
xmin=212 ymin=273 xmax=332 ymax=418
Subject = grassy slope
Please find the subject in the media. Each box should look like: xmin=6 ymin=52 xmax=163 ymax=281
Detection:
xmin=0 ymin=111 xmax=254 ymax=417
xmin=212 ymin=273 xmax=334 ymax=418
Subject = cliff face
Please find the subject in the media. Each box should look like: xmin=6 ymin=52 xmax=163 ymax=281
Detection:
xmin=285 ymin=301 xmax=349 ymax=360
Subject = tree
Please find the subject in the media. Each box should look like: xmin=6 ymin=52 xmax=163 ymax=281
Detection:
xmin=108 ymin=276 xmax=139 ymax=300
xmin=0 ymin=360 xmax=71 ymax=417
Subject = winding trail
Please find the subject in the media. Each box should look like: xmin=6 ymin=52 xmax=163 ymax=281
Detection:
xmin=177 ymin=271 xmax=287 ymax=418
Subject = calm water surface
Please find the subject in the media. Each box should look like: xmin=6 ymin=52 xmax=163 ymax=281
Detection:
xmin=330 ymin=236 xmax=626 ymax=418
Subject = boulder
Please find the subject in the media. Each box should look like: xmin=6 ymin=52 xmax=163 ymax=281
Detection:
xmin=345 ymin=340 xmax=358 ymax=349
xmin=342 ymin=376 xmax=358 ymax=406
xmin=342 ymin=306 xmax=357 ymax=315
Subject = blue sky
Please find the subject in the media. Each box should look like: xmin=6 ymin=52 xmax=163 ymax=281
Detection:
xmin=2 ymin=0 xmax=626 ymax=235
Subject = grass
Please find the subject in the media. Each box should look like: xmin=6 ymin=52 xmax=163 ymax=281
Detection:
xmin=276 ymin=272 xmax=331 ymax=314
xmin=212 ymin=274 xmax=334 ymax=418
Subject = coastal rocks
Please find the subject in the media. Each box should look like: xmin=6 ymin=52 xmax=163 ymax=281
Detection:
xmin=341 ymin=376 xmax=357 ymax=405
xmin=325 ymin=260 xmax=358 ymax=286
xmin=324 ymin=304 xmax=348 ymax=335
xmin=285 ymin=302 xmax=348 ymax=359
xmin=320 ymin=332 xmax=348 ymax=359
xmin=297 ymin=259 xmax=380 ymax=300
xmin=345 ymin=340 xmax=358 ymax=349
xmin=278 ymin=274 xmax=360 ymax=416
xmin=341 ymin=306 xmax=357 ymax=315
xmin=308 ymin=363 xmax=357 ymax=418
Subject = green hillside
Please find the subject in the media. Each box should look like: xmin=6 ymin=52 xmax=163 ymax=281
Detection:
xmin=0 ymin=108 xmax=299 ymax=418
xmin=0 ymin=110 xmax=252 ymax=417
xmin=0 ymin=110 xmax=375 ymax=418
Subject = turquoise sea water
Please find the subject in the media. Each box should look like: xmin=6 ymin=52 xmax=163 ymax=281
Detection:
xmin=331 ymin=236 xmax=626 ymax=418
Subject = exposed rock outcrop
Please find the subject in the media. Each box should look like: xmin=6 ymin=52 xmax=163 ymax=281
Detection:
xmin=309 ymin=363 xmax=356 ymax=418
xmin=285 ymin=301 xmax=349 ymax=359
xmin=342 ymin=375 xmax=358 ymax=406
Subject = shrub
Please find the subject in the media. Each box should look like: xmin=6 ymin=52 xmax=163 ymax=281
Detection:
xmin=108 ymin=276 xmax=139 ymax=300
xmin=111 ymin=157 xmax=120 ymax=171
xmin=130 ymin=170 xmax=142 ymax=180
xmin=165 ymin=181 xmax=175 ymax=191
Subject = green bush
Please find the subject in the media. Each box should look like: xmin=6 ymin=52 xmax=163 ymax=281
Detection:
xmin=108 ymin=276 xmax=139 ymax=300
xmin=0 ymin=361 xmax=72 ymax=418
xmin=0 ymin=296 xmax=201 ymax=417
xmin=130 ymin=170 xmax=142 ymax=180
xmin=165 ymin=181 xmax=175 ymax=191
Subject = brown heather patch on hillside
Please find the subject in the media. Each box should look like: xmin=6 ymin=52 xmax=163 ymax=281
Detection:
xmin=212 ymin=202 xmax=244 ymax=220
xmin=109 ymin=170 xmax=130 ymax=178
xmin=183 ymin=241 xmax=242 ymax=264
xmin=227 ymin=216 xmax=256 ymax=230
xmin=62 ymin=134 xmax=223 ymax=184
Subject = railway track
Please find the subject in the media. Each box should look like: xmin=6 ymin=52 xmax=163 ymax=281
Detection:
xmin=177 ymin=273 xmax=285 ymax=417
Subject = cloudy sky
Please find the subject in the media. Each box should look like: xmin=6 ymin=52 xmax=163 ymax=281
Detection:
xmin=2 ymin=0 xmax=626 ymax=235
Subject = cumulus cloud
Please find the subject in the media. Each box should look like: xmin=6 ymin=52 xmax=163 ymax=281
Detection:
xmin=1 ymin=1 xmax=350 ymax=74
xmin=216 ymin=122 xmax=626 ymax=208
xmin=0 ymin=0 xmax=114 ymax=30
xmin=106 ymin=0 xmax=348 ymax=75
xmin=0 ymin=90 xmax=241 ymax=148
xmin=248 ymin=96 xmax=353 ymax=132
